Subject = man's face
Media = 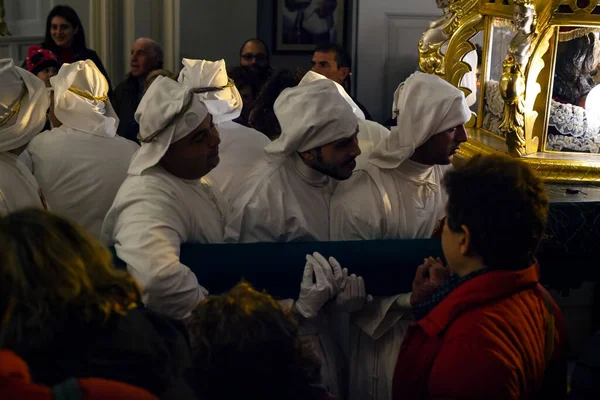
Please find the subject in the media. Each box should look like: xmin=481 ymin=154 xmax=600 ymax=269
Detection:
xmin=415 ymin=125 xmax=468 ymax=165
xmin=311 ymin=51 xmax=349 ymax=85
xmin=160 ymin=114 xmax=221 ymax=180
xmin=240 ymin=41 xmax=269 ymax=72
xmin=303 ymin=129 xmax=361 ymax=180
xmin=131 ymin=40 xmax=157 ymax=78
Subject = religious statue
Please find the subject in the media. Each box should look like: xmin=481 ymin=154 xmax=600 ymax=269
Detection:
xmin=0 ymin=0 xmax=11 ymax=36
xmin=418 ymin=0 xmax=480 ymax=76
xmin=499 ymin=0 xmax=537 ymax=156
xmin=418 ymin=0 xmax=452 ymax=75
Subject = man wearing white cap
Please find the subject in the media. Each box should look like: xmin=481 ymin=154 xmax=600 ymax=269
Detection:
xmin=224 ymin=78 xmax=361 ymax=243
xmin=27 ymin=60 xmax=139 ymax=237
xmin=0 ymin=59 xmax=50 ymax=215
xmin=102 ymin=76 xmax=225 ymax=320
xmin=330 ymin=72 xmax=471 ymax=400
xmin=299 ymin=71 xmax=389 ymax=169
xmin=178 ymin=58 xmax=270 ymax=200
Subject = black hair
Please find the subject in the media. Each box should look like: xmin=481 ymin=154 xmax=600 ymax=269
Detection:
xmin=314 ymin=42 xmax=351 ymax=69
xmin=239 ymin=38 xmax=270 ymax=60
xmin=553 ymin=33 xmax=598 ymax=105
xmin=443 ymin=154 xmax=549 ymax=271
xmin=42 ymin=5 xmax=87 ymax=53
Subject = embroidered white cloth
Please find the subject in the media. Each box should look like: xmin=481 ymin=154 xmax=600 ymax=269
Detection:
xmin=0 ymin=59 xmax=49 ymax=152
xmin=51 ymin=60 xmax=118 ymax=137
xmin=128 ymin=76 xmax=209 ymax=175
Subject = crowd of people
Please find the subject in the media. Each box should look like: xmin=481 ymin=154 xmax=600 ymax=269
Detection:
xmin=0 ymin=4 xmax=593 ymax=400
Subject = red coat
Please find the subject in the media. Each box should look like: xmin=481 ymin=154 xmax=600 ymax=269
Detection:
xmin=0 ymin=350 xmax=157 ymax=400
xmin=392 ymin=264 xmax=567 ymax=400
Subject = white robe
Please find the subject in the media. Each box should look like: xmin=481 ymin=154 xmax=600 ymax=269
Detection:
xmin=356 ymin=119 xmax=390 ymax=170
xmin=223 ymin=153 xmax=345 ymax=398
xmin=330 ymin=159 xmax=448 ymax=400
xmin=207 ymin=120 xmax=271 ymax=200
xmin=224 ymin=153 xmax=335 ymax=243
xmin=102 ymin=165 xmax=226 ymax=320
xmin=27 ymin=127 xmax=139 ymax=237
xmin=0 ymin=152 xmax=45 ymax=215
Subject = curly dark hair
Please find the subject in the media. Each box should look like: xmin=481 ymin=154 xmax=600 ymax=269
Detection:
xmin=188 ymin=282 xmax=322 ymax=400
xmin=0 ymin=209 xmax=141 ymax=349
xmin=249 ymin=68 xmax=306 ymax=140
xmin=444 ymin=154 xmax=549 ymax=271
xmin=553 ymin=33 xmax=598 ymax=105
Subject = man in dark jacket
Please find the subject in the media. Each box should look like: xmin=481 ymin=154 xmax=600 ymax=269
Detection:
xmin=113 ymin=38 xmax=163 ymax=143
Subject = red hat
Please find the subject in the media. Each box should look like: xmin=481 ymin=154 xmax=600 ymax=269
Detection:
xmin=25 ymin=46 xmax=59 ymax=76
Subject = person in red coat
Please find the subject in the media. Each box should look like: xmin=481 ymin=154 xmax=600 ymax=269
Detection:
xmin=392 ymin=153 xmax=568 ymax=400
xmin=0 ymin=350 xmax=157 ymax=400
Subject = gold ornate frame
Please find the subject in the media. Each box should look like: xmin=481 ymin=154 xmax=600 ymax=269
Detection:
xmin=419 ymin=0 xmax=600 ymax=183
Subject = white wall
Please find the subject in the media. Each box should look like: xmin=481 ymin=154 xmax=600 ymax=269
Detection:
xmin=178 ymin=0 xmax=257 ymax=70
xmin=356 ymin=0 xmax=441 ymax=122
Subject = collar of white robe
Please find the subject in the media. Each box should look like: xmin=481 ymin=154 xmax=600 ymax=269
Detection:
xmin=51 ymin=60 xmax=118 ymax=137
xmin=368 ymin=71 xmax=471 ymax=170
xmin=0 ymin=58 xmax=49 ymax=153
xmin=128 ymin=76 xmax=208 ymax=176
xmin=178 ymin=58 xmax=242 ymax=124
xmin=265 ymin=79 xmax=358 ymax=157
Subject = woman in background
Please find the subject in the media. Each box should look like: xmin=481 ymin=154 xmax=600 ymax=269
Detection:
xmin=0 ymin=209 xmax=195 ymax=400
xmin=39 ymin=5 xmax=111 ymax=91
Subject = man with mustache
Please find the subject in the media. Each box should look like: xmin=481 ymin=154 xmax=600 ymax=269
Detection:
xmin=225 ymin=78 xmax=360 ymax=244
xmin=329 ymin=72 xmax=471 ymax=400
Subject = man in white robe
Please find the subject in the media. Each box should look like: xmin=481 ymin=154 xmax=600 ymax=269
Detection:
xmin=0 ymin=59 xmax=49 ymax=215
xmin=27 ymin=60 xmax=139 ymax=237
xmin=299 ymin=71 xmax=390 ymax=169
xmin=330 ymin=72 xmax=471 ymax=400
xmin=224 ymin=78 xmax=361 ymax=243
xmin=102 ymin=76 xmax=226 ymax=320
xmin=224 ymin=79 xmax=361 ymax=398
xmin=177 ymin=58 xmax=271 ymax=200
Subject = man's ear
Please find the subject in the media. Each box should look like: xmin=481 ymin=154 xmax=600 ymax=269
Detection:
xmin=339 ymin=67 xmax=350 ymax=82
xmin=299 ymin=150 xmax=315 ymax=161
xmin=459 ymin=225 xmax=471 ymax=256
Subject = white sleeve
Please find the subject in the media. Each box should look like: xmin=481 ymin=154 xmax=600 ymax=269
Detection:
xmin=109 ymin=190 xmax=207 ymax=320
xmin=225 ymin=189 xmax=289 ymax=243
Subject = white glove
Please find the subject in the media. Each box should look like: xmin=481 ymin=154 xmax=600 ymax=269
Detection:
xmin=333 ymin=271 xmax=370 ymax=313
xmin=296 ymin=252 xmax=342 ymax=318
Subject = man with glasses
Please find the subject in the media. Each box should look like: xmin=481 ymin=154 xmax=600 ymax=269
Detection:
xmin=239 ymin=38 xmax=272 ymax=86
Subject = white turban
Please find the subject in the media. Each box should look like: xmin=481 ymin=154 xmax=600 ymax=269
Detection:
xmin=369 ymin=72 xmax=471 ymax=169
xmin=177 ymin=58 xmax=242 ymax=124
xmin=299 ymin=71 xmax=366 ymax=120
xmin=0 ymin=59 xmax=49 ymax=152
xmin=51 ymin=60 xmax=119 ymax=137
xmin=128 ymin=76 xmax=209 ymax=175
xmin=266 ymin=79 xmax=358 ymax=156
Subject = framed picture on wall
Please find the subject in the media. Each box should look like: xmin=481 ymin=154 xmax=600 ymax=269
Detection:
xmin=274 ymin=0 xmax=345 ymax=52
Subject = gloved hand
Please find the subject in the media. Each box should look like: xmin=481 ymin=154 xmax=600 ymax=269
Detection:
xmin=333 ymin=270 xmax=371 ymax=313
xmin=410 ymin=257 xmax=449 ymax=306
xmin=295 ymin=252 xmax=343 ymax=318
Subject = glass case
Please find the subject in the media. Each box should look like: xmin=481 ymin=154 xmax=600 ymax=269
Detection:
xmin=418 ymin=0 xmax=600 ymax=183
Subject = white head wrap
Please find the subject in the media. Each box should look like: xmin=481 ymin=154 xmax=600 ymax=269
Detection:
xmin=51 ymin=60 xmax=119 ymax=137
xmin=177 ymin=58 xmax=242 ymax=124
xmin=0 ymin=59 xmax=50 ymax=152
xmin=370 ymin=71 xmax=471 ymax=169
xmin=299 ymin=71 xmax=366 ymax=120
xmin=265 ymin=79 xmax=358 ymax=156
xmin=128 ymin=76 xmax=209 ymax=175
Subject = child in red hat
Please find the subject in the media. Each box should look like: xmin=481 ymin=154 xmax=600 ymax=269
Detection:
xmin=26 ymin=46 xmax=59 ymax=87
